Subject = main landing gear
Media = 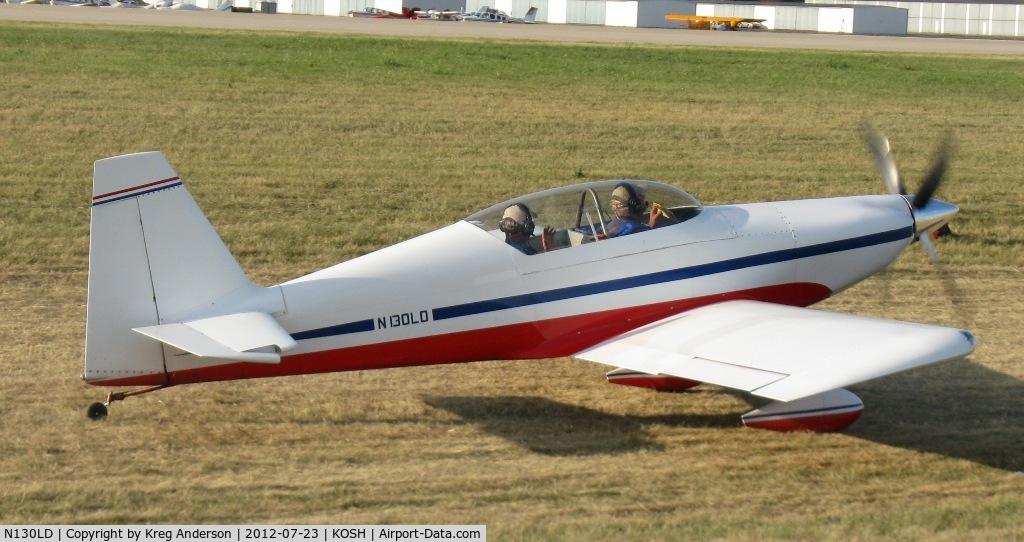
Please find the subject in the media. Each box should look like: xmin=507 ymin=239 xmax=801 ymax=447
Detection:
xmin=86 ymin=384 xmax=170 ymax=420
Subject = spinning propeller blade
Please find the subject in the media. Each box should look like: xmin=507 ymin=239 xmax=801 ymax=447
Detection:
xmin=913 ymin=133 xmax=953 ymax=210
xmin=864 ymin=124 xmax=904 ymax=197
xmin=919 ymin=233 xmax=940 ymax=264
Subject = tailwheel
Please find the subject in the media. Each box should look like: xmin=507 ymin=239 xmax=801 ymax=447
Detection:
xmin=86 ymin=384 xmax=170 ymax=421
xmin=86 ymin=402 xmax=108 ymax=420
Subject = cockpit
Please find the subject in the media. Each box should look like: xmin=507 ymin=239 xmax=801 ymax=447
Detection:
xmin=465 ymin=180 xmax=703 ymax=255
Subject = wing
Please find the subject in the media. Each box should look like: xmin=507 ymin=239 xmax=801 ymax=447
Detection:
xmin=573 ymin=300 xmax=975 ymax=402
xmin=666 ymin=14 xmax=712 ymax=22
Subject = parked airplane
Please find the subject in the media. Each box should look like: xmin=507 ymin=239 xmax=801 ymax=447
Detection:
xmin=462 ymin=5 xmax=537 ymax=23
xmin=105 ymin=0 xmax=150 ymax=7
xmin=148 ymin=0 xmax=233 ymax=10
xmin=84 ymin=128 xmax=973 ymax=431
xmin=347 ymin=6 xmax=419 ymax=18
xmin=666 ymin=14 xmax=767 ymax=31
xmin=29 ymin=0 xmax=146 ymax=6
xmin=414 ymin=8 xmax=464 ymax=20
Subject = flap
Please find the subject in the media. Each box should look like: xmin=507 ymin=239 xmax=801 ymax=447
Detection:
xmin=134 ymin=312 xmax=297 ymax=364
xmin=574 ymin=300 xmax=975 ymax=402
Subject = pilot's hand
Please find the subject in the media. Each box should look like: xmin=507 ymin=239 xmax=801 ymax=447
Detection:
xmin=648 ymin=207 xmax=665 ymax=228
xmin=541 ymin=227 xmax=556 ymax=251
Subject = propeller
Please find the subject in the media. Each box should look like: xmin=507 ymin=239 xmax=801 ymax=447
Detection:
xmin=864 ymin=124 xmax=975 ymax=335
xmin=863 ymin=123 xmax=957 ymax=264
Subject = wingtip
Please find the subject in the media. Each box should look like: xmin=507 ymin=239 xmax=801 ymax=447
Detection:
xmin=960 ymin=329 xmax=977 ymax=349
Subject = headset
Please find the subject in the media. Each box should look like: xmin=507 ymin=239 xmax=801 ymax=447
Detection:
xmin=614 ymin=182 xmax=645 ymax=215
xmin=499 ymin=203 xmax=535 ymax=235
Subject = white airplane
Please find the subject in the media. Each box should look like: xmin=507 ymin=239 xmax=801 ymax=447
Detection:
xmin=147 ymin=0 xmax=233 ymax=10
xmin=461 ymin=5 xmax=537 ymax=23
xmin=83 ymin=128 xmax=974 ymax=431
xmin=413 ymin=8 xmax=464 ymax=21
xmin=40 ymin=0 xmax=151 ymax=7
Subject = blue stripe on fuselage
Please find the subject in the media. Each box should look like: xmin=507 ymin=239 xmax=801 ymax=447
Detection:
xmin=431 ymin=226 xmax=912 ymax=321
xmin=291 ymin=319 xmax=375 ymax=341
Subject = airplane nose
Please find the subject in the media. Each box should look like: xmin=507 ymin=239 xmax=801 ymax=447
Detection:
xmin=906 ymin=196 xmax=959 ymax=234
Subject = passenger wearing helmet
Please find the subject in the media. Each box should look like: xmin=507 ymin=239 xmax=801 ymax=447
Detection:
xmin=606 ymin=183 xmax=652 ymax=238
xmin=500 ymin=203 xmax=554 ymax=255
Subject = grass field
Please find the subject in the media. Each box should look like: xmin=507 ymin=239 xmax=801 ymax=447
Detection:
xmin=1 ymin=21 xmax=1023 ymax=538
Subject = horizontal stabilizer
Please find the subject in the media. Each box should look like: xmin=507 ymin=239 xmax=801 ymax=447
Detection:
xmin=134 ymin=312 xmax=296 ymax=364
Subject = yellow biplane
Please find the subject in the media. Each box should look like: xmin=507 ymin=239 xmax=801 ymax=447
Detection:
xmin=665 ymin=13 xmax=767 ymax=30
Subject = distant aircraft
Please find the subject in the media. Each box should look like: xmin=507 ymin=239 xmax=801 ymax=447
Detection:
xmin=461 ymin=5 xmax=537 ymax=23
xmin=666 ymin=14 xmax=767 ymax=31
xmin=105 ymin=0 xmax=148 ymax=7
xmin=25 ymin=0 xmax=182 ymax=7
xmin=16 ymin=0 xmax=89 ymax=6
xmin=29 ymin=0 xmax=103 ymax=6
xmin=413 ymin=8 xmax=464 ymax=20
xmin=148 ymin=0 xmax=234 ymax=10
xmin=42 ymin=0 xmax=151 ymax=7
xmin=83 ymin=127 xmax=973 ymax=432
xmin=34 ymin=0 xmax=98 ymax=5
xmin=347 ymin=6 xmax=420 ymax=18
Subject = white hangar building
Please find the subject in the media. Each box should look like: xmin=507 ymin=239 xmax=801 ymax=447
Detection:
xmin=213 ymin=0 xmax=1024 ymax=38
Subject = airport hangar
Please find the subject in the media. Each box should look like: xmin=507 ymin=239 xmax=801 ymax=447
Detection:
xmin=190 ymin=0 xmax=1024 ymax=39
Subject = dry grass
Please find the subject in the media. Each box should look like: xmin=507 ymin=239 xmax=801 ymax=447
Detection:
xmin=1 ymin=22 xmax=1023 ymax=538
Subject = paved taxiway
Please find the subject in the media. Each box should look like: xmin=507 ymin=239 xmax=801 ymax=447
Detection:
xmin=2 ymin=3 xmax=1023 ymax=55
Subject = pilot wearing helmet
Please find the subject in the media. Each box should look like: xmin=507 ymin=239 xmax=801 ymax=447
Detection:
xmin=500 ymin=203 xmax=555 ymax=255
xmin=606 ymin=182 xmax=673 ymax=238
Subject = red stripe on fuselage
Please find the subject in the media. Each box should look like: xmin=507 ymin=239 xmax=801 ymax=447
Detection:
xmin=89 ymin=282 xmax=832 ymax=388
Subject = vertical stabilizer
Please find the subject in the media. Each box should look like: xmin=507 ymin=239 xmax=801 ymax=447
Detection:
xmin=85 ymin=152 xmax=255 ymax=385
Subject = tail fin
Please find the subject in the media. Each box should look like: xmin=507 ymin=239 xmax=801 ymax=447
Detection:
xmin=523 ymin=6 xmax=537 ymax=22
xmin=85 ymin=152 xmax=289 ymax=386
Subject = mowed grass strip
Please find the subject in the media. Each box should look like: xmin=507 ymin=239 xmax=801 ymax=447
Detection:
xmin=1 ymin=22 xmax=1023 ymax=536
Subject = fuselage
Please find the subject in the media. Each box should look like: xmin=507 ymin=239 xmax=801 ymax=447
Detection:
xmin=161 ymin=189 xmax=915 ymax=385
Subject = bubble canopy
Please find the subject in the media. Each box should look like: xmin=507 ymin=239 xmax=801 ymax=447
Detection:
xmin=465 ymin=180 xmax=703 ymax=241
